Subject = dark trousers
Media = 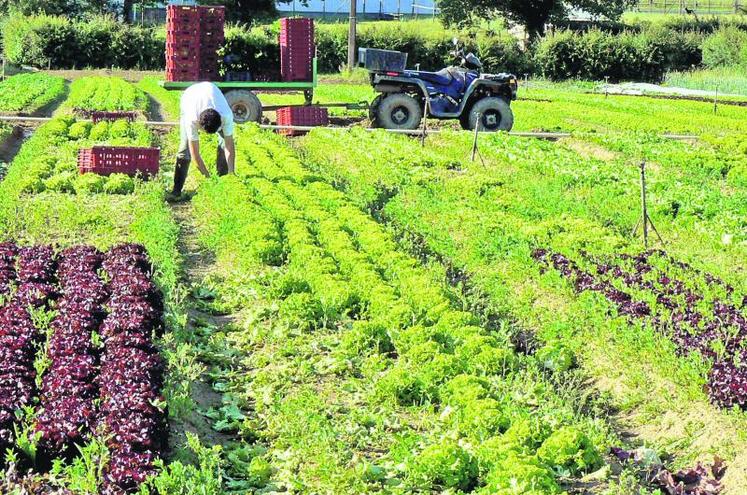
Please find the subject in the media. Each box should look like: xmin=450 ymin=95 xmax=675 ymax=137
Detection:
xmin=173 ymin=131 xmax=228 ymax=195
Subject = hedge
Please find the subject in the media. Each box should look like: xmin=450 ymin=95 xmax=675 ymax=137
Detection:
xmin=2 ymin=13 xmax=738 ymax=82
xmin=701 ymin=26 xmax=747 ymax=68
xmin=3 ymin=15 xmax=164 ymax=70
xmin=535 ymin=28 xmax=702 ymax=82
xmin=2 ymin=14 xmax=529 ymax=75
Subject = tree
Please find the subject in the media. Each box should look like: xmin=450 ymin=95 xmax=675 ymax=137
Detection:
xmin=1 ymin=0 xmax=77 ymax=15
xmin=440 ymin=0 xmax=637 ymax=40
xmin=197 ymin=0 xmax=291 ymax=23
xmin=0 ymin=0 xmax=119 ymax=17
xmin=122 ymin=0 xmax=134 ymax=22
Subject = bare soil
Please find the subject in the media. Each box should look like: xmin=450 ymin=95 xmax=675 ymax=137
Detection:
xmin=0 ymin=126 xmax=32 ymax=165
xmin=165 ymin=201 xmax=239 ymax=458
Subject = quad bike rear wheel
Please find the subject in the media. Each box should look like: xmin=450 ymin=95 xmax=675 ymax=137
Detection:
xmin=225 ymin=89 xmax=263 ymax=124
xmin=376 ymin=93 xmax=423 ymax=130
xmin=369 ymin=95 xmax=384 ymax=127
xmin=466 ymin=97 xmax=514 ymax=132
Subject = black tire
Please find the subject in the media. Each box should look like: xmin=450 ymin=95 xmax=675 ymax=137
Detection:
xmin=225 ymin=89 xmax=262 ymax=124
xmin=369 ymin=95 xmax=384 ymax=128
xmin=459 ymin=107 xmax=471 ymax=130
xmin=376 ymin=93 xmax=423 ymax=130
xmin=467 ymin=97 xmax=514 ymax=132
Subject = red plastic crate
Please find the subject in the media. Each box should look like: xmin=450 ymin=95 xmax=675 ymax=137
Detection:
xmin=199 ymin=6 xmax=225 ymax=20
xmin=167 ymin=29 xmax=200 ymax=41
xmin=167 ymin=70 xmax=200 ymax=83
xmin=78 ymin=147 xmax=160 ymax=178
xmin=167 ymin=5 xmax=200 ymax=22
xmin=276 ymin=106 xmax=328 ymax=136
xmin=90 ymin=112 xmax=137 ymax=124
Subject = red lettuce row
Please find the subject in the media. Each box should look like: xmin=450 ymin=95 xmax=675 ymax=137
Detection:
xmin=0 ymin=246 xmax=57 ymax=452
xmin=99 ymin=244 xmax=165 ymax=494
xmin=0 ymin=304 xmax=38 ymax=449
xmin=0 ymin=242 xmax=18 ymax=296
xmin=533 ymin=248 xmax=747 ymax=410
xmin=35 ymin=246 xmax=107 ymax=457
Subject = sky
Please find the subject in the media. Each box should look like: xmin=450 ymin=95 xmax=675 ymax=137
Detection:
xmin=276 ymin=0 xmax=438 ymax=15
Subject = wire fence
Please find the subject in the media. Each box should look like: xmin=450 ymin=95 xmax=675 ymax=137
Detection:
xmin=633 ymin=0 xmax=745 ymax=14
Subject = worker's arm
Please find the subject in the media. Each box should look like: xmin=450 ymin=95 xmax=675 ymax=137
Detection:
xmin=223 ymin=135 xmax=235 ymax=175
xmin=188 ymin=139 xmax=211 ymax=178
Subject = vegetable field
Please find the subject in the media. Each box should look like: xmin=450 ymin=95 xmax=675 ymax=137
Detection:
xmin=0 ymin=72 xmax=744 ymax=495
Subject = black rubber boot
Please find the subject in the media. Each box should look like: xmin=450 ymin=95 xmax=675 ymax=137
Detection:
xmin=172 ymin=158 xmax=191 ymax=196
xmin=216 ymin=147 xmax=228 ymax=177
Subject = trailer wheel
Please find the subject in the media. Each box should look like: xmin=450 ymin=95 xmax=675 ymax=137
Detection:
xmin=376 ymin=93 xmax=422 ymax=130
xmin=225 ymin=90 xmax=262 ymax=124
xmin=467 ymin=97 xmax=513 ymax=132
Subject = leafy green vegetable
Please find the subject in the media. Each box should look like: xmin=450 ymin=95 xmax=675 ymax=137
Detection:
xmin=103 ymin=174 xmax=135 ymax=195
xmin=407 ymin=439 xmax=478 ymax=491
xmin=74 ymin=173 xmax=106 ymax=194
xmin=537 ymin=426 xmax=602 ymax=475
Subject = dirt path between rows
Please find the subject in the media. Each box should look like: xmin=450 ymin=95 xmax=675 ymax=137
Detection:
xmin=166 ymin=200 xmax=238 ymax=458
xmin=147 ymin=95 xmax=167 ymax=123
xmin=0 ymin=126 xmax=33 ymax=175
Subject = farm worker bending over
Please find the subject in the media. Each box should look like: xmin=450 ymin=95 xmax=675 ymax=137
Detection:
xmin=172 ymin=81 xmax=236 ymax=198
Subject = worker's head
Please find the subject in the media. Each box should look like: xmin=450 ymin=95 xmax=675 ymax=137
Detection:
xmin=199 ymin=109 xmax=222 ymax=134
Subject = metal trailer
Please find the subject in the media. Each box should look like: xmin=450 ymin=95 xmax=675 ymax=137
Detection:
xmin=160 ymin=58 xmax=319 ymax=124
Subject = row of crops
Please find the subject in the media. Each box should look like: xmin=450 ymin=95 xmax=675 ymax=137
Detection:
xmin=188 ymin=125 xmax=611 ymax=493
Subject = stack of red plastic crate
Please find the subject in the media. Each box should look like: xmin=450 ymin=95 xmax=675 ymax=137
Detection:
xmin=276 ymin=106 xmax=328 ymax=136
xmin=280 ymin=18 xmax=315 ymax=82
xmin=198 ymin=6 xmax=225 ymax=80
xmin=78 ymin=147 xmax=161 ymax=177
xmin=166 ymin=5 xmax=225 ymax=82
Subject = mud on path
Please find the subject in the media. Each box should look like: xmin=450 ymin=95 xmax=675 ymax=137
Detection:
xmin=166 ymin=200 xmax=239 ymax=458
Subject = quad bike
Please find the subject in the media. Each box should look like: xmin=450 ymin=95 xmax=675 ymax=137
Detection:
xmin=360 ymin=39 xmax=518 ymax=131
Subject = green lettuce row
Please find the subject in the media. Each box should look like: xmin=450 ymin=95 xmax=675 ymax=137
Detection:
xmin=0 ymin=73 xmax=66 ymax=114
xmin=2 ymin=116 xmax=153 ymax=197
xmin=194 ymin=124 xmax=609 ymax=493
xmin=64 ymin=76 xmax=150 ymax=114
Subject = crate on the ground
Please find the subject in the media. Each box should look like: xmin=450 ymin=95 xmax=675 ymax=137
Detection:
xmin=276 ymin=106 xmax=328 ymax=136
xmin=78 ymin=147 xmax=160 ymax=178
xmin=280 ymin=17 xmax=315 ymax=82
xmin=90 ymin=112 xmax=137 ymax=124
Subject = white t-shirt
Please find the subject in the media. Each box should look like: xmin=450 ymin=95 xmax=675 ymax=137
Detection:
xmin=180 ymin=82 xmax=235 ymax=142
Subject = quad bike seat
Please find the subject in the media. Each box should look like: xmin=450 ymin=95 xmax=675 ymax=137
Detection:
xmin=406 ymin=68 xmax=453 ymax=86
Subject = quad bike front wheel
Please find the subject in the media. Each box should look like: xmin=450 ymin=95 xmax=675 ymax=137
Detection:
xmin=465 ymin=97 xmax=514 ymax=132
xmin=376 ymin=93 xmax=423 ymax=130
xmin=225 ymin=89 xmax=263 ymax=124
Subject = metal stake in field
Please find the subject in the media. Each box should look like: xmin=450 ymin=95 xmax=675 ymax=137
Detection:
xmin=632 ymin=160 xmax=664 ymax=249
xmin=604 ymin=76 xmax=610 ymax=99
xmin=470 ymin=113 xmax=486 ymax=167
xmin=420 ymin=99 xmax=429 ymax=147
xmin=713 ymin=85 xmax=719 ymax=114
